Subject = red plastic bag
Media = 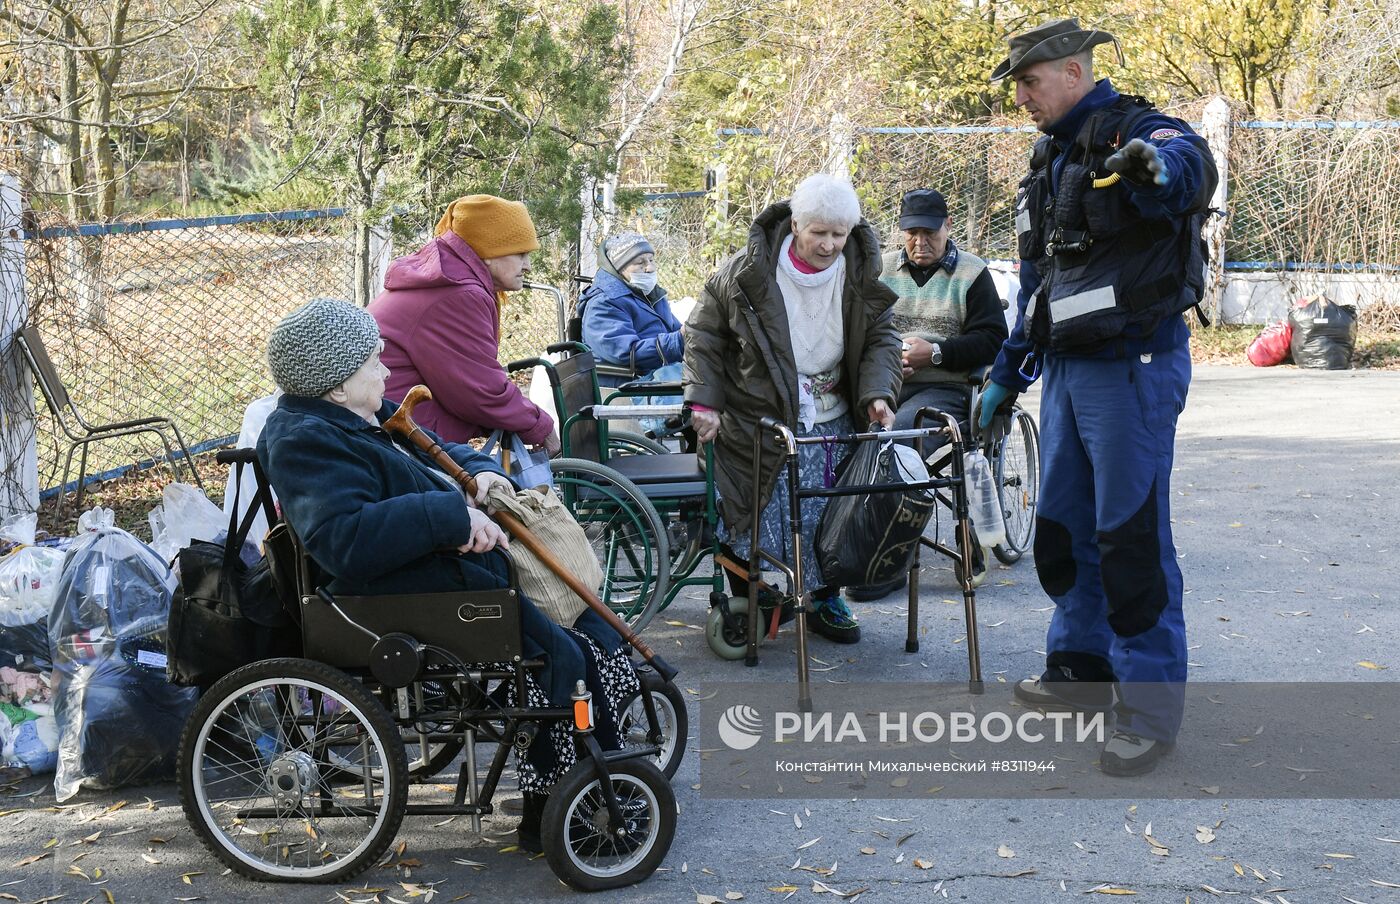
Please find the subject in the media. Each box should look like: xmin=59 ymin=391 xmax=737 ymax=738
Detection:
xmin=1246 ymin=319 xmax=1293 ymax=367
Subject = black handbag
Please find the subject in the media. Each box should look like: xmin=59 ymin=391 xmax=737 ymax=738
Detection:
xmin=167 ymin=458 xmax=298 ymax=687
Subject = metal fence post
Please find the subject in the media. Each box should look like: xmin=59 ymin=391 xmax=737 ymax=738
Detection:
xmin=708 ymin=163 xmax=729 ymax=263
xmin=1200 ymin=96 xmax=1232 ymax=323
xmin=0 ymin=172 xmax=38 ymax=517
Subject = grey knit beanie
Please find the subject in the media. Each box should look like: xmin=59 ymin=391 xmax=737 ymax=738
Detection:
xmin=266 ymin=298 xmax=381 ymax=398
xmin=603 ymin=232 xmax=654 ymax=272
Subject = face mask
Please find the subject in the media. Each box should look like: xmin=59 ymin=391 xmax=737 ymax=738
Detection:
xmin=628 ymin=270 xmax=658 ymax=294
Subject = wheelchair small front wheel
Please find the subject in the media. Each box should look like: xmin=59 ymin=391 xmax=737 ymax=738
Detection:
xmin=178 ymin=658 xmax=408 ymax=883
xmin=616 ymin=676 xmax=688 ymax=779
xmin=541 ymin=758 xmax=676 ymax=891
xmin=705 ymin=598 xmax=749 ymax=661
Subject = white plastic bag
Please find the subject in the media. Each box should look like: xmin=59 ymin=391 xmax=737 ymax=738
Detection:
xmin=148 ymin=483 xmax=228 ymax=564
xmin=0 ymin=514 xmax=67 ymax=628
xmin=222 ymin=393 xmax=281 ymax=545
xmin=962 ymin=450 xmax=1007 ymax=549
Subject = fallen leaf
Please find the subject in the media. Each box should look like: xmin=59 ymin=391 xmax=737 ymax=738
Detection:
xmin=997 ymin=844 xmax=1015 ymax=859
xmin=697 ymin=896 xmax=721 ymax=904
xmin=1195 ymin=826 xmax=1216 ymax=844
xmin=1371 ymin=879 xmax=1400 ymax=888
xmin=1234 ymin=863 xmax=1245 ymax=878
xmin=726 ymin=894 xmax=744 ymax=901
xmin=1357 ymin=661 xmax=1387 ymax=670
xmin=797 ymin=838 xmax=822 ymax=850
xmin=1325 ymin=853 xmax=1357 ymax=859
xmin=1087 ymin=889 xmax=1137 ymax=896
xmin=912 ymin=858 xmax=933 ymax=870
xmin=859 ymin=847 xmax=876 ymax=855
xmin=768 ymin=887 xmax=799 ymax=894
xmin=13 ymin=851 xmax=53 ymax=867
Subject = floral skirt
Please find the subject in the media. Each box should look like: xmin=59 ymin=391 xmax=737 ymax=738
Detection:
xmin=719 ymin=412 xmax=854 ymax=595
xmin=504 ymin=616 xmax=640 ymax=792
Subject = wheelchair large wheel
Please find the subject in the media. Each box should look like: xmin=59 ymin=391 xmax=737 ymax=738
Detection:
xmin=550 ymin=458 xmax=670 ymax=632
xmin=178 ymin=658 xmax=408 ymax=883
xmin=993 ymin=407 xmax=1040 ymax=564
xmin=616 ymin=674 xmax=688 ymax=779
xmin=608 ymin=430 xmax=670 ymax=456
xmin=541 ymin=757 xmax=677 ymax=891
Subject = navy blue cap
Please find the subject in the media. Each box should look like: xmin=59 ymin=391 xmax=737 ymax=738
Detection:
xmin=898 ymin=189 xmax=948 ymax=231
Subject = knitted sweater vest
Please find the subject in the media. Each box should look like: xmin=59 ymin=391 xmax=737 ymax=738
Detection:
xmin=881 ymin=248 xmax=988 ymax=385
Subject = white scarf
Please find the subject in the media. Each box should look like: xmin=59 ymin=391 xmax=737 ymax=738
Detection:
xmin=776 ymin=235 xmax=847 ymax=428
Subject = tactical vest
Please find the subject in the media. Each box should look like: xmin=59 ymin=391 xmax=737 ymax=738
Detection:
xmin=1015 ymin=95 xmax=1211 ymax=354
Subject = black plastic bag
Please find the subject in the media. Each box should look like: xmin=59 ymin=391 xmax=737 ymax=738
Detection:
xmin=815 ymin=439 xmax=936 ymax=588
xmin=1288 ymin=296 xmax=1357 ymax=370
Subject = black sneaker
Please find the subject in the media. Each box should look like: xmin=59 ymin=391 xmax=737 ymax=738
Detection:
xmin=809 ymin=596 xmax=861 ymax=644
xmin=515 ymin=791 xmax=546 ymax=854
xmin=1012 ymin=666 xmax=1115 ymax=712
xmin=847 ymin=574 xmax=908 ymax=602
xmin=1100 ymin=730 xmax=1174 ymax=777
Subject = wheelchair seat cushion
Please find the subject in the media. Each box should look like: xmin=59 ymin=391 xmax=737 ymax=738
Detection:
xmin=607 ymin=453 xmax=707 ymax=498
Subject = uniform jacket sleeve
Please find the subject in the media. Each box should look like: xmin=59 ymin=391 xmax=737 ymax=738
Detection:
xmin=989 ymin=259 xmax=1042 ymax=393
xmin=1121 ymin=113 xmax=1219 ymax=218
xmin=408 ymin=288 xmax=554 ymax=444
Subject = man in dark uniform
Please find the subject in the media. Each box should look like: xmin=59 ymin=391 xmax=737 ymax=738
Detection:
xmin=979 ymin=19 xmax=1218 ymax=776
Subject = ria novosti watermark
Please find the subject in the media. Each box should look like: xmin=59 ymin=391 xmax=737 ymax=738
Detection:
xmin=701 ymin=682 xmax=1400 ymax=799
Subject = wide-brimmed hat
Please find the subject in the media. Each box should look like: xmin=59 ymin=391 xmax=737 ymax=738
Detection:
xmin=990 ymin=18 xmax=1116 ymax=82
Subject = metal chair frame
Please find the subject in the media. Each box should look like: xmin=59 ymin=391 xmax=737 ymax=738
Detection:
xmin=14 ymin=324 xmax=205 ymax=512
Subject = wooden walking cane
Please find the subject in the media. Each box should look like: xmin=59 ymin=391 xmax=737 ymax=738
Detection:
xmin=384 ymin=384 xmax=678 ymax=683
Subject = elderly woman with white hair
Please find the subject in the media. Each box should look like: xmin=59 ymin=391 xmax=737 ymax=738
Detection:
xmin=683 ymin=174 xmax=902 ymax=644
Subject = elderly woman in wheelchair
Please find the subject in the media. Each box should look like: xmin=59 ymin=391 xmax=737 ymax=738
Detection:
xmin=177 ymin=299 xmax=675 ymax=891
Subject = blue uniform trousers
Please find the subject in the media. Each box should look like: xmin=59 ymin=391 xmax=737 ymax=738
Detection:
xmin=1035 ymin=342 xmax=1191 ymax=741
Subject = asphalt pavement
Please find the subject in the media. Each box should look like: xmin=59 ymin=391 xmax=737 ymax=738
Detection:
xmin=3 ymin=364 xmax=1398 ymax=903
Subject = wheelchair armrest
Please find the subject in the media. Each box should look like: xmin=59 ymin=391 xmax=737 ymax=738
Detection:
xmin=506 ymin=356 xmax=547 ymax=373
xmin=546 ymin=341 xmax=591 ymax=356
xmin=618 ymin=380 xmax=683 ymax=394
xmin=216 ymin=447 xmax=258 ymax=465
xmin=965 ymin=365 xmax=991 ymax=386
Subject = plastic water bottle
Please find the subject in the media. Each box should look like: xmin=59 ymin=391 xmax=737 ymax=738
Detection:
xmin=963 ymin=450 xmax=1007 ymax=548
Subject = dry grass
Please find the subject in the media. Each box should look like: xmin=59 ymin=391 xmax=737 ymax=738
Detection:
xmin=33 ymin=450 xmax=230 ymax=542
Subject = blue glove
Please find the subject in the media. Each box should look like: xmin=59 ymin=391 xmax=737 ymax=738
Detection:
xmin=978 ymin=381 xmax=1014 ymax=431
xmin=1106 ymin=138 xmax=1169 ymax=187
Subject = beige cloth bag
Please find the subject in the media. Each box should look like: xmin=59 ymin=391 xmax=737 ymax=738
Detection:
xmin=485 ymin=484 xmax=600 ymax=626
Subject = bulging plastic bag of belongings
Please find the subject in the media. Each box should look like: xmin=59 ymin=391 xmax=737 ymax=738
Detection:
xmin=0 ymin=513 xmax=67 ymax=632
xmin=149 ymin=482 xmax=260 ymax=567
xmin=48 ymin=507 xmax=197 ymax=801
xmin=816 ymin=439 xmax=937 ymax=588
xmin=1 ymin=667 xmax=59 ymax=776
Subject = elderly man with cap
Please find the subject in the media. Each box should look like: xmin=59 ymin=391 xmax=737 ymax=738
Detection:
xmin=580 ymin=231 xmax=686 ymax=430
xmin=369 ymin=195 xmax=560 ymax=454
xmin=980 ymin=19 xmax=1218 ymax=776
xmin=257 ymin=298 xmax=638 ymax=852
xmin=846 ymin=189 xmax=1008 ymax=602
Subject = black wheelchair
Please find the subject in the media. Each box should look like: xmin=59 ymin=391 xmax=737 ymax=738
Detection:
xmin=176 ymin=450 xmax=680 ymax=891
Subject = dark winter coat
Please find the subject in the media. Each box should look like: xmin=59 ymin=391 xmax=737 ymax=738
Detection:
xmin=682 ymin=200 xmax=902 ymax=532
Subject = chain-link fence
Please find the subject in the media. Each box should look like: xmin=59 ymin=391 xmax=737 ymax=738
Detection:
xmin=18 ymin=210 xmax=355 ymax=492
xmin=713 ymin=117 xmax=1400 ymax=283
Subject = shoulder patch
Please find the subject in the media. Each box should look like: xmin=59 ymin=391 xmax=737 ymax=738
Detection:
xmin=1149 ymin=128 xmax=1184 ymax=141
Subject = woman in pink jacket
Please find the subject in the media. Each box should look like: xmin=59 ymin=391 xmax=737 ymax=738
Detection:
xmin=369 ymin=195 xmax=560 ymax=453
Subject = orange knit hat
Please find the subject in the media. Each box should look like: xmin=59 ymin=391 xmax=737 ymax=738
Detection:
xmin=434 ymin=194 xmax=540 ymax=259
